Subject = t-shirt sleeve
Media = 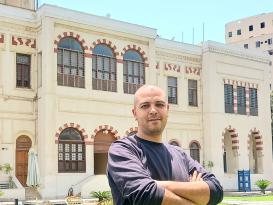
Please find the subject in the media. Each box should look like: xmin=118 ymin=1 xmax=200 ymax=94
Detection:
xmin=107 ymin=141 xmax=165 ymax=205
xmin=186 ymin=153 xmax=223 ymax=205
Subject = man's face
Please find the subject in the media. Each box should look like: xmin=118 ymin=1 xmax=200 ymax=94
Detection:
xmin=132 ymin=86 xmax=169 ymax=138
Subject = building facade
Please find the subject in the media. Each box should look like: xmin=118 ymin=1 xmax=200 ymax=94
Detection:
xmin=0 ymin=1 xmax=272 ymax=199
xmin=225 ymin=12 xmax=273 ymax=57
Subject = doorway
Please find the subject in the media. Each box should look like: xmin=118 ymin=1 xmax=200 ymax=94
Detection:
xmin=16 ymin=135 xmax=32 ymax=186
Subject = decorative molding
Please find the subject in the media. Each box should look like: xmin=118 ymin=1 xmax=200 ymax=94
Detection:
xmin=0 ymin=34 xmax=4 ymax=43
xmin=90 ymin=38 xmax=119 ymax=57
xmin=125 ymin=127 xmax=138 ymax=136
xmin=203 ymin=42 xmax=270 ymax=64
xmin=54 ymin=123 xmax=90 ymax=144
xmin=164 ymin=63 xmax=181 ymax=72
xmin=156 ymin=51 xmax=201 ymax=63
xmin=223 ymin=79 xmax=258 ymax=89
xmin=121 ymin=45 xmax=149 ymax=67
xmin=248 ymin=128 xmax=263 ymax=152
xmin=222 ymin=125 xmax=239 ymax=151
xmin=189 ymin=140 xmax=201 ymax=149
xmin=156 ymin=61 xmax=160 ymax=69
xmin=53 ymin=32 xmax=89 ymax=55
xmin=12 ymin=36 xmax=36 ymax=48
xmin=185 ymin=66 xmax=201 ymax=75
xmin=91 ymin=125 xmax=120 ymax=140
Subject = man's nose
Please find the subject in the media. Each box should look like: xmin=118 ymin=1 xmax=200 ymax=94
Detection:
xmin=149 ymin=105 xmax=157 ymax=114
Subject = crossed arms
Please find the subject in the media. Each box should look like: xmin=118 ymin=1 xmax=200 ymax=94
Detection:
xmin=158 ymin=171 xmax=210 ymax=205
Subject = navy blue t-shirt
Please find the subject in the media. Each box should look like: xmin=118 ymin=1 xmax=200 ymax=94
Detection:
xmin=107 ymin=135 xmax=223 ymax=205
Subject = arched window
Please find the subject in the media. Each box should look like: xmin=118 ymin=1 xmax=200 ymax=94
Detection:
xmin=169 ymin=140 xmax=180 ymax=147
xmin=92 ymin=44 xmax=117 ymax=92
xmin=58 ymin=128 xmax=85 ymax=173
xmin=57 ymin=37 xmax=85 ymax=88
xmin=190 ymin=142 xmax=200 ymax=162
xmin=123 ymin=50 xmax=145 ymax=94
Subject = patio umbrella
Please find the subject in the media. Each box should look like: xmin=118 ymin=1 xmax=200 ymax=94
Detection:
xmin=26 ymin=148 xmax=40 ymax=187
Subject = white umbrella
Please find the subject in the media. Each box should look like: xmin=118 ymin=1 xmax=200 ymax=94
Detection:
xmin=26 ymin=148 xmax=40 ymax=187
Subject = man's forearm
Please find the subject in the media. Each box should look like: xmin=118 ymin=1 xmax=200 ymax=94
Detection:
xmin=158 ymin=181 xmax=210 ymax=205
xmin=161 ymin=188 xmax=196 ymax=205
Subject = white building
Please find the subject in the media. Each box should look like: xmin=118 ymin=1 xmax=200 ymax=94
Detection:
xmin=0 ymin=0 xmax=272 ymax=199
xmin=225 ymin=12 xmax=273 ymax=55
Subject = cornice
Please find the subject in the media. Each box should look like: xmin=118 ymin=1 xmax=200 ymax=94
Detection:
xmin=203 ymin=41 xmax=270 ymax=64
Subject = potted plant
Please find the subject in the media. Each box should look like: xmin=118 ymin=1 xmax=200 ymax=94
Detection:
xmin=255 ymin=179 xmax=271 ymax=194
xmin=90 ymin=191 xmax=111 ymax=202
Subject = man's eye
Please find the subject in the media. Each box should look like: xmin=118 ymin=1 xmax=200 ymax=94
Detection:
xmin=156 ymin=103 xmax=165 ymax=108
xmin=140 ymin=104 xmax=149 ymax=109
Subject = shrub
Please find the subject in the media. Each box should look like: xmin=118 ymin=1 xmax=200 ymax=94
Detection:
xmin=255 ymin=179 xmax=271 ymax=194
xmin=90 ymin=191 xmax=111 ymax=202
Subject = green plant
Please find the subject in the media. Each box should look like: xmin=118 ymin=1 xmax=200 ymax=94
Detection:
xmin=0 ymin=163 xmax=14 ymax=188
xmin=91 ymin=191 xmax=111 ymax=202
xmin=0 ymin=163 xmax=13 ymax=175
xmin=255 ymin=179 xmax=271 ymax=194
xmin=0 ymin=189 xmax=3 ymax=196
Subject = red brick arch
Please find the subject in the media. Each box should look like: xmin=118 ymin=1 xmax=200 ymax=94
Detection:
xmin=189 ymin=140 xmax=201 ymax=149
xmin=125 ymin=127 xmax=138 ymax=136
xmin=54 ymin=123 xmax=90 ymax=144
xmin=90 ymin=39 xmax=119 ymax=57
xmin=248 ymin=128 xmax=263 ymax=152
xmin=53 ymin=32 xmax=89 ymax=56
xmin=91 ymin=125 xmax=120 ymax=141
xmin=222 ymin=125 xmax=239 ymax=151
xmin=121 ymin=45 xmax=149 ymax=67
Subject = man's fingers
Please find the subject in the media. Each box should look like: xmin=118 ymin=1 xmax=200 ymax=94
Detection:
xmin=196 ymin=172 xmax=202 ymax=181
xmin=190 ymin=171 xmax=203 ymax=182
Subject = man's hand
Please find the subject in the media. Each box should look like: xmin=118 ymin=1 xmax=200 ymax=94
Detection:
xmin=156 ymin=171 xmax=210 ymax=205
xmin=190 ymin=171 xmax=203 ymax=182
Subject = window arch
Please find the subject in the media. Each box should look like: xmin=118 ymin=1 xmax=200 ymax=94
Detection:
xmin=169 ymin=140 xmax=180 ymax=147
xmin=123 ymin=50 xmax=145 ymax=94
xmin=58 ymin=128 xmax=86 ymax=173
xmin=57 ymin=37 xmax=85 ymax=88
xmin=189 ymin=141 xmax=200 ymax=162
xmin=92 ymin=44 xmax=117 ymax=92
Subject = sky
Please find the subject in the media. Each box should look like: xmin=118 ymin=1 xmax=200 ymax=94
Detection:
xmin=39 ymin=0 xmax=273 ymax=44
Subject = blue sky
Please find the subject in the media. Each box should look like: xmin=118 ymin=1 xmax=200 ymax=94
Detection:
xmin=39 ymin=0 xmax=273 ymax=44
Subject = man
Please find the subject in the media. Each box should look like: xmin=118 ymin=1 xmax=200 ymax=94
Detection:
xmin=107 ymin=85 xmax=223 ymax=205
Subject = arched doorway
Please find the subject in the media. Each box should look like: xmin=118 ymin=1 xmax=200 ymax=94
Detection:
xmin=16 ymin=135 xmax=32 ymax=186
xmin=222 ymin=126 xmax=239 ymax=174
xmin=94 ymin=130 xmax=116 ymax=174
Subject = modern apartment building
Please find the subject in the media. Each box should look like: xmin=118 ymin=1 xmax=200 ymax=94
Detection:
xmin=225 ymin=12 xmax=273 ymax=55
xmin=0 ymin=0 xmax=272 ymax=199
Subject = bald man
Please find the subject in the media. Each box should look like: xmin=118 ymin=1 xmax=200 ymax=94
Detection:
xmin=107 ymin=85 xmax=223 ymax=205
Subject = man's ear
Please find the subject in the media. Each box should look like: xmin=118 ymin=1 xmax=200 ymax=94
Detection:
xmin=132 ymin=108 xmax=137 ymax=120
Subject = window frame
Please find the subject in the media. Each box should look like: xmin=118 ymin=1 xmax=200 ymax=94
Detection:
xmin=167 ymin=76 xmax=178 ymax=104
xmin=57 ymin=37 xmax=85 ymax=88
xmin=237 ymin=86 xmax=246 ymax=115
xmin=92 ymin=44 xmax=117 ymax=92
xmin=188 ymin=79 xmax=198 ymax=107
xmin=249 ymin=88 xmax=258 ymax=116
xmin=123 ymin=50 xmax=145 ymax=94
xmin=16 ymin=53 xmax=31 ymax=88
xmin=58 ymin=128 xmax=86 ymax=173
xmin=190 ymin=142 xmax=200 ymax=163
xmin=224 ymin=84 xmax=234 ymax=113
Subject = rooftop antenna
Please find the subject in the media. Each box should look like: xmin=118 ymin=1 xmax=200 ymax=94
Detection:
xmin=192 ymin=27 xmax=195 ymax=45
xmin=202 ymin=22 xmax=205 ymax=43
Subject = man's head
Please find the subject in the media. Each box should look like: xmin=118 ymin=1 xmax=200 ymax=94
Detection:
xmin=132 ymin=85 xmax=169 ymax=142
